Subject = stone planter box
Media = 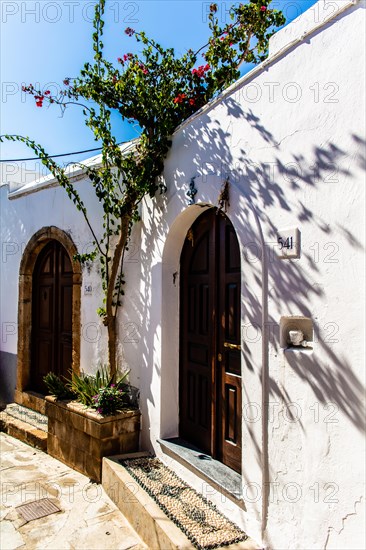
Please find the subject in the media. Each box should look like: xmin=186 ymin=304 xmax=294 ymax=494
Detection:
xmin=45 ymin=396 xmax=141 ymax=482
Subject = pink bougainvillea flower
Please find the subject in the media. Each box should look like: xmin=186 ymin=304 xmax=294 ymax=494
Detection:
xmin=260 ymin=6 xmax=267 ymax=11
xmin=125 ymin=27 xmax=135 ymax=36
xmin=117 ymin=57 xmax=123 ymax=63
xmin=63 ymin=79 xmax=70 ymax=86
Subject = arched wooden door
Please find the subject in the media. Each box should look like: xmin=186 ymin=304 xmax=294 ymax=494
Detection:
xmin=180 ymin=208 xmax=242 ymax=473
xmin=31 ymin=240 xmax=73 ymax=393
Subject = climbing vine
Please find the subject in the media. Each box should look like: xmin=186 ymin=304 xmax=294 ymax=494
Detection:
xmin=1 ymin=1 xmax=285 ymax=374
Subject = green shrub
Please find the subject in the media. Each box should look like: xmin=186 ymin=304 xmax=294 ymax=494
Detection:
xmin=67 ymin=366 xmax=129 ymax=408
xmin=43 ymin=372 xmax=75 ymax=400
xmin=92 ymin=385 xmax=127 ymax=415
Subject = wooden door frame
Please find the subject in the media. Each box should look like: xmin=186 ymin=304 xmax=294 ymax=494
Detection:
xmin=14 ymin=226 xmax=81 ymax=413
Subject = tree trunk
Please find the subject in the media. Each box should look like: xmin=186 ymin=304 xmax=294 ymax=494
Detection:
xmin=106 ymin=214 xmax=131 ymax=376
xmin=108 ymin=316 xmax=117 ymax=377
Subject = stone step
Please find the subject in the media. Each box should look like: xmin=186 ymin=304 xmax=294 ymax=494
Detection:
xmin=0 ymin=404 xmax=47 ymax=452
xmin=102 ymin=453 xmax=261 ymax=550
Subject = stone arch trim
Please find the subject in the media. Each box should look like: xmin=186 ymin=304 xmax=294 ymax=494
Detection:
xmin=16 ymin=227 xmax=81 ymax=410
xmin=160 ymin=204 xmax=215 ymax=439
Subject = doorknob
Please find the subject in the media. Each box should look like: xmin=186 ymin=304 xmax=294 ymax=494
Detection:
xmin=224 ymin=342 xmax=241 ymax=351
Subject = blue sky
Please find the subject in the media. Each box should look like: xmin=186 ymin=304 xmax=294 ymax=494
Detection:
xmin=0 ymin=0 xmax=317 ymax=177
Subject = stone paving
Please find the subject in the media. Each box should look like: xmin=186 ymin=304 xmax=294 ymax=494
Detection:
xmin=0 ymin=432 xmax=146 ymax=550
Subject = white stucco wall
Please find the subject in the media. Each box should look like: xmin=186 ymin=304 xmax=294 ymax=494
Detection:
xmin=0 ymin=1 xmax=365 ymax=548
xmin=137 ymin=1 xmax=366 ymax=547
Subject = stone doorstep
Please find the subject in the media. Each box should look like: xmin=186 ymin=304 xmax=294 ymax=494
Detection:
xmin=0 ymin=411 xmax=47 ymax=452
xmin=102 ymin=453 xmax=261 ymax=550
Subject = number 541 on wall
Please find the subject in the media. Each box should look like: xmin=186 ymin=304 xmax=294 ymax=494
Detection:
xmin=276 ymin=227 xmax=300 ymax=259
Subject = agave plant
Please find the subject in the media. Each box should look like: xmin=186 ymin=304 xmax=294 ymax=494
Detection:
xmin=43 ymin=372 xmax=75 ymax=400
xmin=44 ymin=366 xmax=132 ymax=411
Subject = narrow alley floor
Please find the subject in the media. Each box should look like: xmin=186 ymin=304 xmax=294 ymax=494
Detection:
xmin=0 ymin=432 xmax=146 ymax=550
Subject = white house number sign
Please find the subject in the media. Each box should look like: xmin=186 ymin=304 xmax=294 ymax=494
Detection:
xmin=277 ymin=227 xmax=300 ymax=259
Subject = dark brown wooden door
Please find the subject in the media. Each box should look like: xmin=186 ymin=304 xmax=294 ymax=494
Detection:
xmin=31 ymin=240 xmax=73 ymax=393
xmin=180 ymin=208 xmax=242 ymax=473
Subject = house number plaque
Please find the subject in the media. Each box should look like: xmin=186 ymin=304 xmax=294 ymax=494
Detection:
xmin=276 ymin=227 xmax=300 ymax=259
xmin=84 ymin=283 xmax=93 ymax=295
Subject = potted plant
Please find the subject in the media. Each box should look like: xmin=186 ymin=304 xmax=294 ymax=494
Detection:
xmin=44 ymin=368 xmax=140 ymax=482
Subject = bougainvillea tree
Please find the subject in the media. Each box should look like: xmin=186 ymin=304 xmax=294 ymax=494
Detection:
xmin=1 ymin=1 xmax=285 ymax=375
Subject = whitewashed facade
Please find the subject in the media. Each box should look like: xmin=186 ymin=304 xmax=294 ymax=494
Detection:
xmin=1 ymin=1 xmax=365 ymax=548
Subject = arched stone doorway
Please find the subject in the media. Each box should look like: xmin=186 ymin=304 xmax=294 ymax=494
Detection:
xmin=179 ymin=208 xmax=242 ymax=473
xmin=15 ymin=227 xmax=81 ymax=413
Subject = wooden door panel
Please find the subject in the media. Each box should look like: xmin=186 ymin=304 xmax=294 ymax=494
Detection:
xmin=59 ymin=342 xmax=72 ymax=380
xmin=180 ymin=220 xmax=214 ymax=455
xmin=225 ymin=225 xmax=241 ymax=272
xmin=38 ymin=285 xmax=53 ymax=329
xmin=60 ymin=285 xmax=72 ymax=332
xmin=219 ymin=214 xmax=242 ymax=473
xmin=36 ymin=339 xmax=52 ymax=390
xmin=225 ymin=383 xmax=238 ymax=442
xmin=225 ymin=283 xmax=239 ymax=341
xmin=32 ymin=241 xmax=73 ymax=393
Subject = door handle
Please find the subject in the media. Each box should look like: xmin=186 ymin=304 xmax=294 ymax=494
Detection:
xmin=224 ymin=342 xmax=241 ymax=351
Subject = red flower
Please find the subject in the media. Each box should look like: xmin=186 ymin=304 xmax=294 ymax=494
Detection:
xmin=125 ymin=27 xmax=135 ymax=36
xmin=189 ymin=98 xmax=195 ymax=106
xmin=210 ymin=3 xmax=217 ymax=12
xmin=139 ymin=63 xmax=148 ymax=74
xmin=63 ymin=79 xmax=70 ymax=86
xmin=122 ymin=53 xmax=133 ymax=62
xmin=36 ymin=100 xmax=43 ymax=107
xmin=260 ymin=6 xmax=267 ymax=11
xmin=173 ymin=93 xmax=187 ymax=104
xmin=44 ymin=90 xmax=51 ymax=95
xmin=192 ymin=64 xmax=210 ymax=78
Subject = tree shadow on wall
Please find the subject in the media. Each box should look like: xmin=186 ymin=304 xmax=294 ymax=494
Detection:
xmin=187 ymin=99 xmax=365 ymax=434
xmin=130 ymin=95 xmax=365 ymax=471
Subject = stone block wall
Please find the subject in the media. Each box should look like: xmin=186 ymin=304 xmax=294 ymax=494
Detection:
xmin=46 ymin=397 xmax=140 ymax=482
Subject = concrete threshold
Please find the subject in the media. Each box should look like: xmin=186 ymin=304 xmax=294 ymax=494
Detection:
xmin=102 ymin=453 xmax=261 ymax=550
xmin=158 ymin=437 xmax=243 ymax=507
